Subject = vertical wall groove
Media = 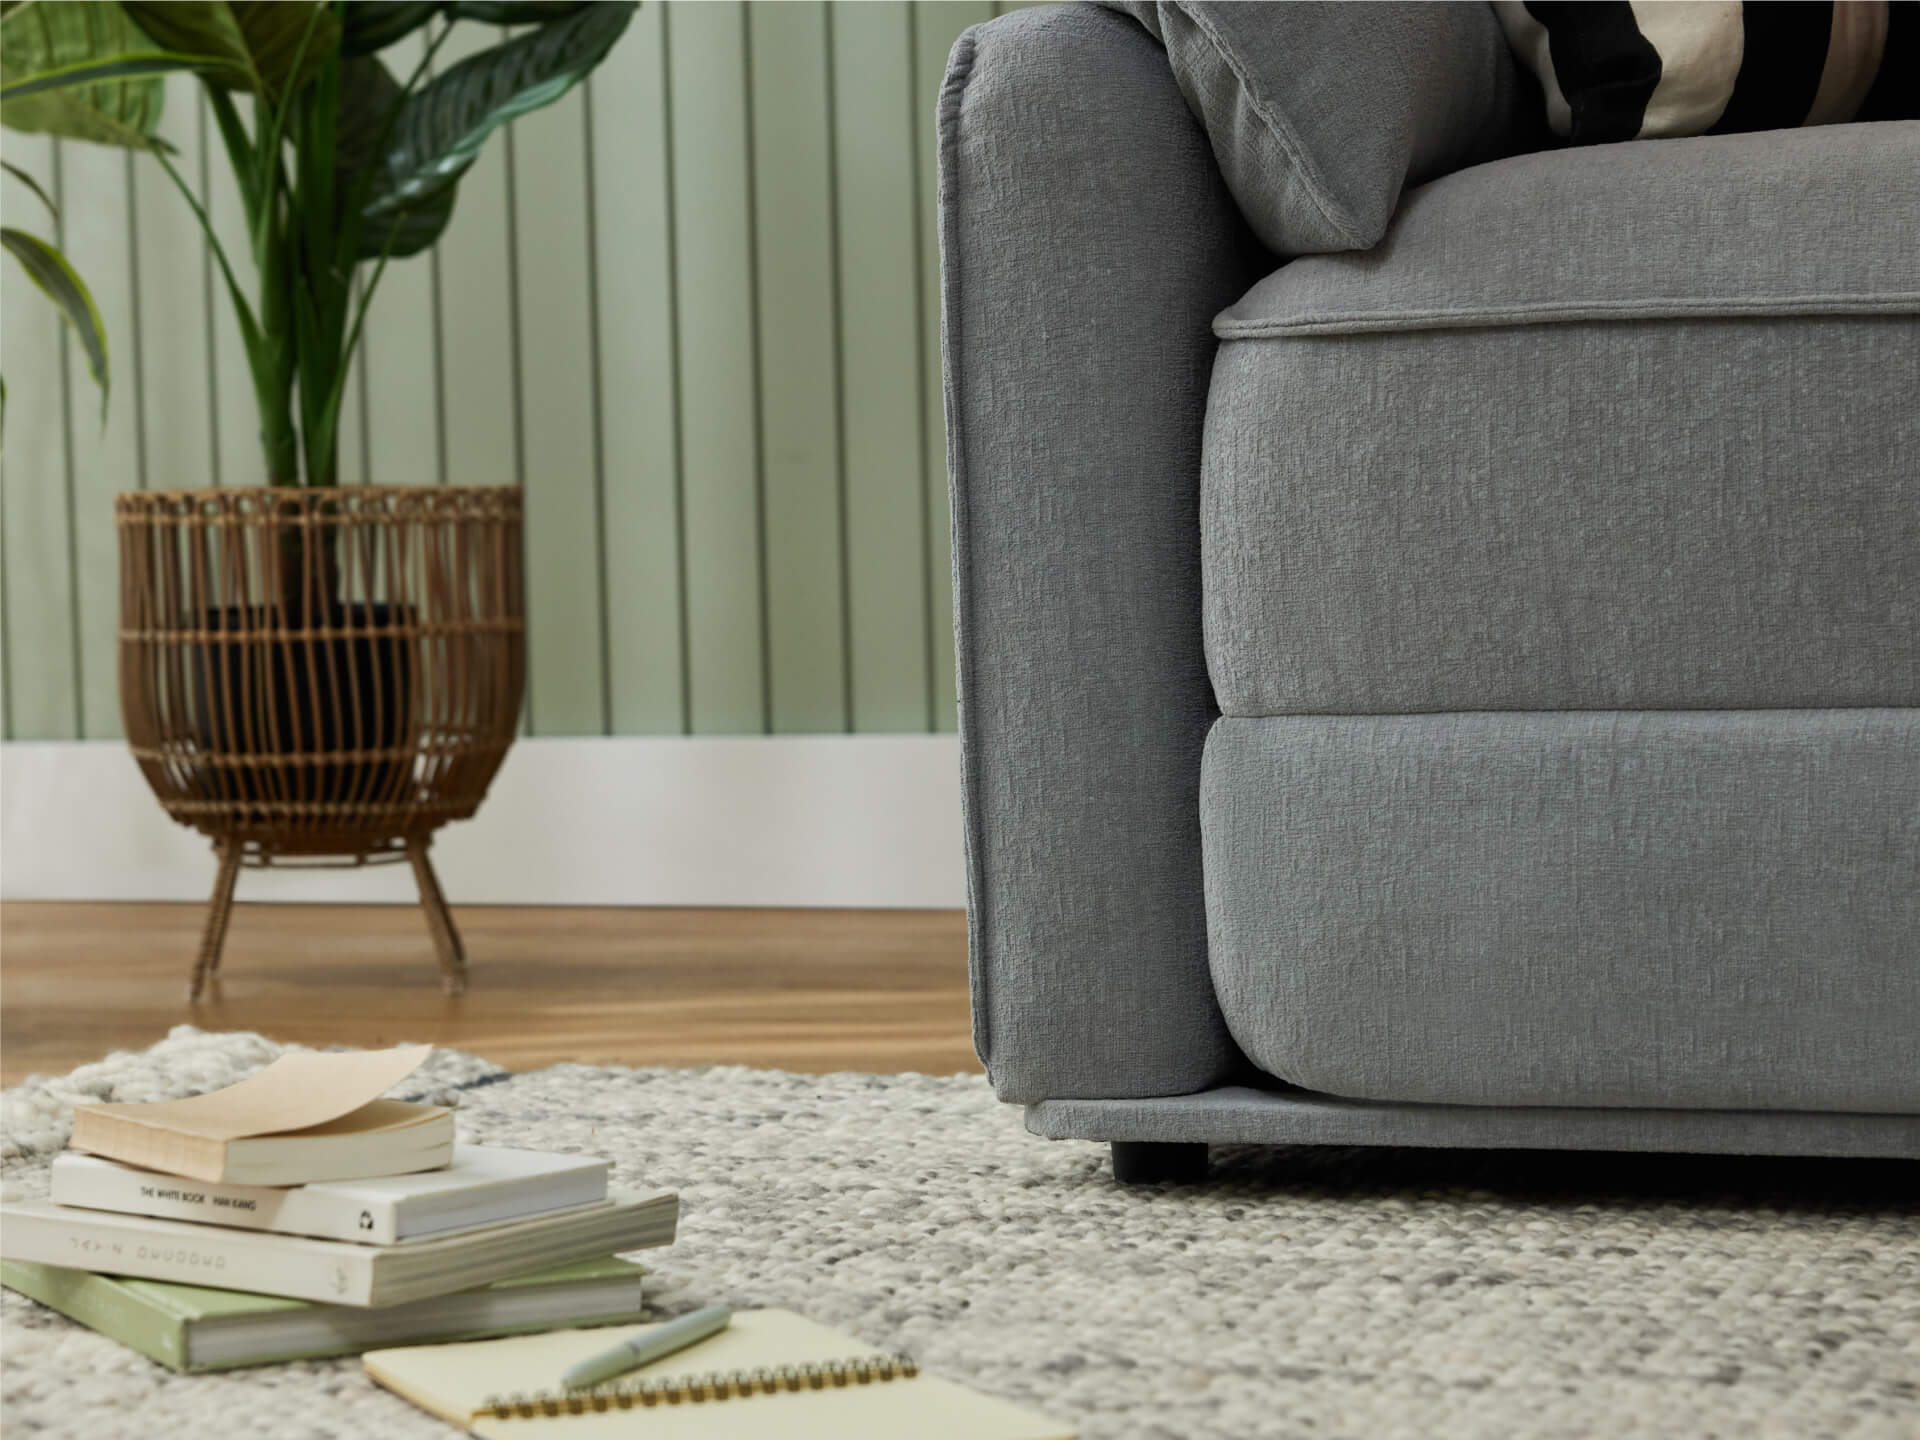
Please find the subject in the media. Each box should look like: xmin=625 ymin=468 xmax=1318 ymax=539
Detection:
xmin=743 ymin=17 xmax=773 ymax=736
xmin=583 ymin=75 xmax=614 ymax=737
xmin=906 ymin=4 xmax=936 ymax=733
xmin=429 ymin=246 xmax=448 ymax=485
xmin=0 ymin=483 xmax=10 ymax=739
xmin=427 ymin=27 xmax=450 ymax=489
xmin=0 ymin=466 xmax=10 ymax=739
xmin=661 ymin=1 xmax=693 ymax=737
xmin=671 ymin=0 xmax=763 ymax=734
xmin=3 ymin=126 xmax=78 ymax=738
xmin=0 ymin=0 xmax=999 ymax=744
xmin=53 ymin=140 xmax=84 ymax=736
xmin=824 ymin=1 xmax=856 ymax=734
xmin=123 ymin=150 xmax=150 ymax=493
xmin=501 ymin=105 xmax=532 ymax=734
xmin=196 ymin=96 xmax=220 ymax=488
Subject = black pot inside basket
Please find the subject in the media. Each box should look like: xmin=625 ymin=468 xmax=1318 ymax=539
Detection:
xmin=188 ymin=603 xmax=414 ymax=813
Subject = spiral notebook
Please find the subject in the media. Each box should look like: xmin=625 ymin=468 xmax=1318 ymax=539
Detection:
xmin=363 ymin=1307 xmax=1072 ymax=1438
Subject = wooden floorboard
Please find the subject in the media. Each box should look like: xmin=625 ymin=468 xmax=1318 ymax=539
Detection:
xmin=0 ymin=902 xmax=978 ymax=1086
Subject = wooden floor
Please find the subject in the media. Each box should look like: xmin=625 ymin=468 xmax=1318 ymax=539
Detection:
xmin=0 ymin=902 xmax=977 ymax=1087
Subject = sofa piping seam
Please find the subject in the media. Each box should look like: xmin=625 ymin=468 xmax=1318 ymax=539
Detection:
xmin=1217 ymin=292 xmax=1921 ymax=338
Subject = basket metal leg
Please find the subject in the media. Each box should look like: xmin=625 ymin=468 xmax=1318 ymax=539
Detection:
xmin=190 ymin=841 xmax=243 ymax=1002
xmin=407 ymin=837 xmax=467 ymax=994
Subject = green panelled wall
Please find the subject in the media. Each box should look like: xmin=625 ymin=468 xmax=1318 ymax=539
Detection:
xmin=0 ymin=0 xmax=1034 ymax=741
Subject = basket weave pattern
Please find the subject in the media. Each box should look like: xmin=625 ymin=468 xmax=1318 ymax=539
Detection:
xmin=117 ymin=486 xmax=525 ymax=995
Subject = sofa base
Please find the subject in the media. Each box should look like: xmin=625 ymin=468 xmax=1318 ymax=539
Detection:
xmin=1110 ymin=1141 xmax=1210 ymax=1184
xmin=1028 ymin=1087 xmax=1919 ymax=1158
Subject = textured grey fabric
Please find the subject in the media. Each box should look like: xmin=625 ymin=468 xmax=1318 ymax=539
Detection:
xmin=1204 ymin=315 xmax=1919 ymax=715
xmin=1205 ymin=121 xmax=1919 ymax=717
xmin=1217 ymin=123 xmax=1921 ymax=336
xmin=1095 ymin=1 xmax=1524 ymax=256
xmin=1201 ymin=710 xmax=1921 ymax=1113
xmin=940 ymin=7 xmax=1268 ymax=1105
xmin=1027 ymin=1088 xmax=1920 ymax=1159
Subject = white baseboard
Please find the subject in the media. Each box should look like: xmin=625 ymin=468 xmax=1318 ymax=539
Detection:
xmin=0 ymin=737 xmax=967 ymax=908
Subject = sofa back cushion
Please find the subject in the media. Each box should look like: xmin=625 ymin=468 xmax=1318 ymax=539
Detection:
xmin=1097 ymin=1 xmax=1527 ymax=255
xmin=1204 ymin=122 xmax=1919 ymax=721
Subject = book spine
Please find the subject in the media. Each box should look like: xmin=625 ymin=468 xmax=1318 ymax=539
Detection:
xmin=0 ymin=1210 xmax=376 ymax=1305
xmin=52 ymin=1162 xmax=400 ymax=1245
xmin=0 ymin=1261 xmax=190 ymax=1371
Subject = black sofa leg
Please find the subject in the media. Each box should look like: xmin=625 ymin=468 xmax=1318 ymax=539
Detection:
xmin=1111 ymin=1141 xmax=1209 ymax=1184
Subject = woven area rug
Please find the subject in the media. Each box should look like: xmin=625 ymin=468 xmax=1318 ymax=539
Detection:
xmin=1 ymin=1028 xmax=1915 ymax=1440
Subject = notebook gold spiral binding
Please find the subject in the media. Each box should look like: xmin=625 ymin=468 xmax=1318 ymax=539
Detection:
xmin=479 ymin=1354 xmax=920 ymax=1419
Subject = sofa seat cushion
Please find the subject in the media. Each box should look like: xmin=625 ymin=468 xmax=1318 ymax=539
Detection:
xmin=1201 ymin=710 xmax=1920 ymax=1113
xmin=1203 ymin=123 xmax=1919 ymax=716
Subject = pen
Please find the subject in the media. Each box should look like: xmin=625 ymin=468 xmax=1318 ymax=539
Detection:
xmin=561 ymin=1304 xmax=734 ymax=1390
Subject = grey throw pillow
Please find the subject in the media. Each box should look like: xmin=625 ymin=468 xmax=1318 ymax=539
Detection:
xmin=1096 ymin=1 xmax=1524 ymax=255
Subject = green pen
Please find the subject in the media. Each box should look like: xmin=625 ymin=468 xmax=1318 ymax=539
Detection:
xmin=561 ymin=1304 xmax=734 ymax=1390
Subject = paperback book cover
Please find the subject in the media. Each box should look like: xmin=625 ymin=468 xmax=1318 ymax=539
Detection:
xmin=2 ymin=1256 xmax=647 ymax=1372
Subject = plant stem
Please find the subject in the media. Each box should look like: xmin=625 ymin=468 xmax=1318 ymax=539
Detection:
xmin=248 ymin=99 xmax=298 ymax=487
xmin=148 ymin=138 xmax=293 ymax=482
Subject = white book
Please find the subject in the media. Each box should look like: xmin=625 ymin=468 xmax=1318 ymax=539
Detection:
xmin=0 ymin=1190 xmax=677 ymax=1307
xmin=51 ymin=1146 xmax=611 ymax=1245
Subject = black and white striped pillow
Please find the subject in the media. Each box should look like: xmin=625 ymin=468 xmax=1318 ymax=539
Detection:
xmin=1496 ymin=2 xmax=1914 ymax=144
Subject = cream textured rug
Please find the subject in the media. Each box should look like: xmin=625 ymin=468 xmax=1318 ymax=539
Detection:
xmin=1 ymin=1027 xmax=1915 ymax=1440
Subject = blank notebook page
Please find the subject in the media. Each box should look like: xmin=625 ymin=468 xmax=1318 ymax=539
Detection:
xmin=363 ymin=1307 xmax=1072 ymax=1439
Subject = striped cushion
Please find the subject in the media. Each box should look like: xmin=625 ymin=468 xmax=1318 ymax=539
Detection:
xmin=1495 ymin=1 xmax=1911 ymax=143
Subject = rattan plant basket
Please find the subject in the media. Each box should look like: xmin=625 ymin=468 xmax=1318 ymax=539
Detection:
xmin=118 ymin=486 xmax=525 ymax=998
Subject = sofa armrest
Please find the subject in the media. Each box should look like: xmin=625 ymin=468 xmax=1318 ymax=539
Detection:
xmin=940 ymin=4 xmax=1268 ymax=1104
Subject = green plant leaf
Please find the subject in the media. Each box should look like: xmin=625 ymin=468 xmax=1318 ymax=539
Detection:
xmin=364 ymin=0 xmax=633 ymax=219
xmin=340 ymin=1 xmax=441 ymax=57
xmin=1 ymin=225 xmax=108 ymax=413
xmin=332 ymin=54 xmax=455 ymax=257
xmin=332 ymin=53 xmax=403 ymax=194
xmin=1 ymin=48 xmax=229 ymax=104
xmin=1 ymin=159 xmax=56 ymax=217
xmin=118 ymin=2 xmax=339 ymax=102
xmin=0 ymin=0 xmax=167 ymax=148
xmin=361 ymin=175 xmax=455 ymax=257
xmin=337 ymin=2 xmax=592 ymax=60
xmin=445 ymin=1 xmax=593 ymax=22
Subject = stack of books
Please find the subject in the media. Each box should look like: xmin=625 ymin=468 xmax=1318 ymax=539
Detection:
xmin=0 ymin=1046 xmax=678 ymax=1373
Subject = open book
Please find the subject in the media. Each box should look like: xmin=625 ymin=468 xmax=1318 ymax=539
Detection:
xmin=364 ymin=1307 xmax=1073 ymax=1438
xmin=69 ymin=1046 xmax=451 ymax=1185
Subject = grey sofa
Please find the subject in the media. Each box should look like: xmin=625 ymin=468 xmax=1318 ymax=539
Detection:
xmin=938 ymin=3 xmax=1919 ymax=1181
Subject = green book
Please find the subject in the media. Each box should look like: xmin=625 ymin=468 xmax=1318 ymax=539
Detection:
xmin=2 ymin=1256 xmax=647 ymax=1373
